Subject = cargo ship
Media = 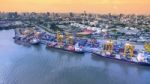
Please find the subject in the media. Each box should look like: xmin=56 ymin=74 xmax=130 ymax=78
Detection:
xmin=14 ymin=28 xmax=41 ymax=45
xmin=92 ymin=40 xmax=150 ymax=66
xmin=46 ymin=31 xmax=84 ymax=54
xmin=46 ymin=43 xmax=84 ymax=54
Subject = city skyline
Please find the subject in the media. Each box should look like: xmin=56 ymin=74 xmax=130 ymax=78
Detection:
xmin=0 ymin=0 xmax=150 ymax=14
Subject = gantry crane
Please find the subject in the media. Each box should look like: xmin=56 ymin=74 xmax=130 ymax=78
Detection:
xmin=144 ymin=42 xmax=150 ymax=53
xmin=104 ymin=40 xmax=113 ymax=53
xmin=65 ymin=32 xmax=74 ymax=45
xmin=124 ymin=43 xmax=134 ymax=57
xmin=57 ymin=31 xmax=63 ymax=43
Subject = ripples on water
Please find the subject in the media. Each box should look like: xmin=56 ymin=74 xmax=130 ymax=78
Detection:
xmin=0 ymin=30 xmax=150 ymax=84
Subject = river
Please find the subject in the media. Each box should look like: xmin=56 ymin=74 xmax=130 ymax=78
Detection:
xmin=0 ymin=29 xmax=150 ymax=84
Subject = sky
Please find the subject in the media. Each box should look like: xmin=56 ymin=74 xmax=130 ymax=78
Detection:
xmin=0 ymin=0 xmax=150 ymax=14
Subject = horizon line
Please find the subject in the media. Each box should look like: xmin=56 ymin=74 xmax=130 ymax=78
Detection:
xmin=0 ymin=11 xmax=150 ymax=15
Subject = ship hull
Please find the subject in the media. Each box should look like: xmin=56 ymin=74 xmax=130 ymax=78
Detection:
xmin=46 ymin=45 xmax=84 ymax=54
xmin=92 ymin=52 xmax=150 ymax=66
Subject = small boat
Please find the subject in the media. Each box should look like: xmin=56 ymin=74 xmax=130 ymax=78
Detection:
xmin=92 ymin=51 xmax=150 ymax=66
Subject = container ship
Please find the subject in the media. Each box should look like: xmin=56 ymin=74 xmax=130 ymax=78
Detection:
xmin=92 ymin=40 xmax=150 ymax=66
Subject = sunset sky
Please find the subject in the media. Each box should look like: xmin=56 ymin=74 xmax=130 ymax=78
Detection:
xmin=0 ymin=0 xmax=150 ymax=14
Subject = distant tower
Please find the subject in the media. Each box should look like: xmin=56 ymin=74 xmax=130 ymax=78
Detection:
xmin=108 ymin=13 xmax=111 ymax=18
xmin=84 ymin=11 xmax=87 ymax=16
xmin=69 ymin=12 xmax=74 ymax=17
xmin=82 ymin=11 xmax=87 ymax=24
xmin=135 ymin=15 xmax=138 ymax=24
xmin=47 ymin=12 xmax=50 ymax=16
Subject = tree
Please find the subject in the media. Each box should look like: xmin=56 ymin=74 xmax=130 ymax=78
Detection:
xmin=111 ymin=29 xmax=118 ymax=34
xmin=50 ymin=23 xmax=62 ymax=31
xmin=144 ymin=29 xmax=150 ymax=32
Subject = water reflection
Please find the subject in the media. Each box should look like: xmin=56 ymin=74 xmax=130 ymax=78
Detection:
xmin=0 ymin=29 xmax=150 ymax=84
